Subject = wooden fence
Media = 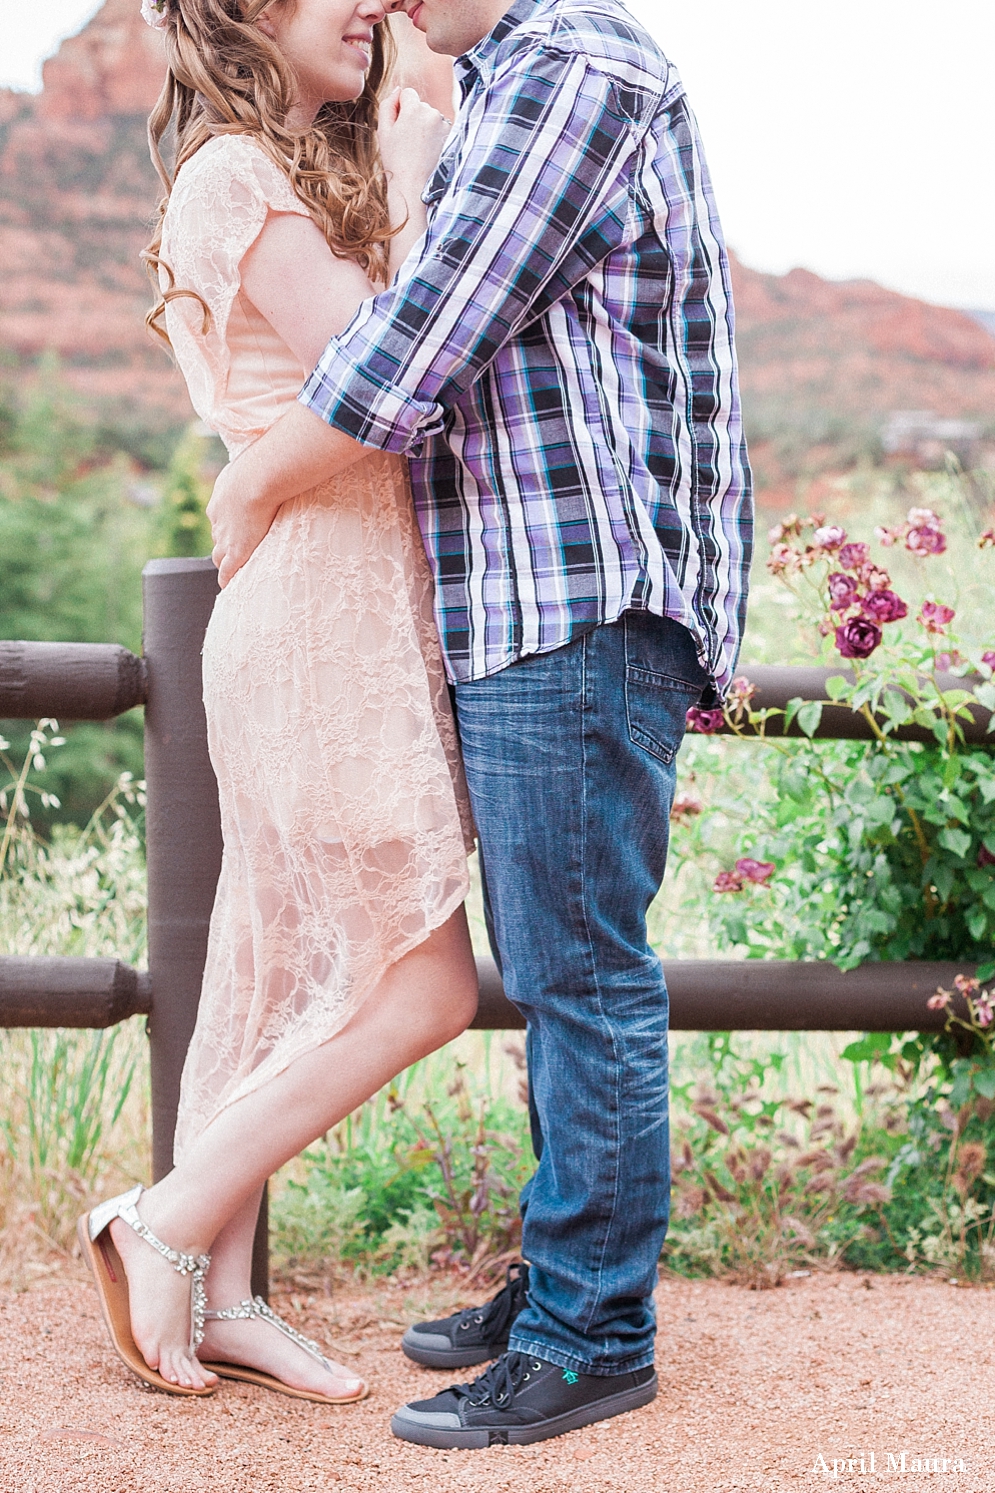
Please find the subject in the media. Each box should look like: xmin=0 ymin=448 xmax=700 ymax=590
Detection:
xmin=2 ymin=556 xmax=991 ymax=1291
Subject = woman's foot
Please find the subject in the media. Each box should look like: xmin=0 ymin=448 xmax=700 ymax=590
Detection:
xmin=200 ymin=1310 xmax=365 ymax=1401
xmin=107 ymin=1200 xmax=218 ymax=1393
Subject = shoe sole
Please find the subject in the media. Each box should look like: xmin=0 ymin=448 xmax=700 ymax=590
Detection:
xmin=401 ymin=1334 xmax=505 ymax=1370
xmin=390 ymin=1371 xmax=657 ymax=1448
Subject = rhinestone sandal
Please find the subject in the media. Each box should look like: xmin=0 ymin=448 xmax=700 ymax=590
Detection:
xmin=201 ymin=1296 xmax=368 ymax=1404
xmin=77 ymin=1184 xmax=214 ymax=1397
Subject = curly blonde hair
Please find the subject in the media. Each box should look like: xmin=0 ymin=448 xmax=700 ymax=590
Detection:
xmin=144 ymin=0 xmax=395 ymax=346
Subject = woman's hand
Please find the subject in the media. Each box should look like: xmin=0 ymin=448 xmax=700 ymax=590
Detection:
xmin=379 ymin=86 xmax=452 ymax=276
xmin=378 ymin=85 xmax=451 ymax=210
xmin=207 ymin=459 xmax=280 ymax=589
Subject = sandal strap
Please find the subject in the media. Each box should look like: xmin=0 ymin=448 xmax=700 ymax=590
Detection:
xmin=90 ymin=1184 xmax=211 ymax=1353
xmin=205 ymin=1296 xmax=334 ymax=1372
xmin=117 ymin=1194 xmax=211 ymax=1281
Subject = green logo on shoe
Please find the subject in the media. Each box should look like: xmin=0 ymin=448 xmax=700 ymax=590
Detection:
xmin=562 ymin=1370 xmax=579 ymax=1384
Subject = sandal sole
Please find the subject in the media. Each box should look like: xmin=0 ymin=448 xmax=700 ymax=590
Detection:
xmin=201 ymin=1361 xmax=368 ymax=1404
xmin=76 ymin=1213 xmax=216 ymax=1398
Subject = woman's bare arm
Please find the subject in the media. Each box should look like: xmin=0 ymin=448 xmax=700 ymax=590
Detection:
xmin=239 ymin=212 xmax=377 ymax=372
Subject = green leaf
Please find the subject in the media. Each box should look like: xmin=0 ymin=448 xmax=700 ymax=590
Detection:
xmin=825 ymin=675 xmax=850 ymax=701
xmin=967 ymin=907 xmax=989 ymax=941
xmin=841 ymin=1033 xmax=893 ymax=1065
xmin=881 ymin=690 xmax=912 ymax=727
xmin=976 ymin=961 xmax=995 ymax=982
xmin=973 ymin=1068 xmax=995 ymax=1100
xmin=938 ymin=827 xmax=972 ymax=858
xmin=796 ymin=700 xmax=823 ymax=738
xmin=937 ymin=689 xmax=974 ymax=710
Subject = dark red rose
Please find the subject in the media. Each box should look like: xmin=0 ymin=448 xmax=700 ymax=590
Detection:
xmin=838 ymin=542 xmax=870 ymax=570
xmin=861 ymin=589 xmax=908 ymax=624
xmin=835 ymin=617 xmax=882 ymax=659
xmin=978 ymin=845 xmax=995 ymax=869
xmin=686 ymin=706 xmax=726 ymax=734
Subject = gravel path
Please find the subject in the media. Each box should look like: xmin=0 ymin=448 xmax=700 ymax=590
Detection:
xmin=1 ymin=1268 xmax=993 ymax=1491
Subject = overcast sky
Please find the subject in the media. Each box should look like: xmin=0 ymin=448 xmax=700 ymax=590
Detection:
xmin=2 ymin=0 xmax=992 ymax=310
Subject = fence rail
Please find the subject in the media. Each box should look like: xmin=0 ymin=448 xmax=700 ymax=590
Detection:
xmin=2 ymin=561 xmax=992 ymax=1292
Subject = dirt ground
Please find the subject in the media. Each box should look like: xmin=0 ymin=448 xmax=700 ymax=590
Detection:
xmin=0 ymin=1266 xmax=992 ymax=1493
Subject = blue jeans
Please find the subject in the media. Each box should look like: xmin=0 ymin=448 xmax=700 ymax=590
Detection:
xmin=453 ymin=611 xmax=708 ymax=1376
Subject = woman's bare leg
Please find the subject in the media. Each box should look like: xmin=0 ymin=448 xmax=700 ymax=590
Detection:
xmin=110 ymin=906 xmax=477 ymax=1390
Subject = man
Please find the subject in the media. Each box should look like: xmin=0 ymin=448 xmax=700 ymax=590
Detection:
xmin=208 ymin=0 xmax=752 ymax=1450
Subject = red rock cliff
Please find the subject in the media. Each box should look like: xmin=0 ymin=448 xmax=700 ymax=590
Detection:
xmin=0 ymin=0 xmax=992 ymax=454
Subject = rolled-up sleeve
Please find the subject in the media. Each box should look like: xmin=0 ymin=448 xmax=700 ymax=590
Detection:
xmin=299 ymin=47 xmax=644 ymax=452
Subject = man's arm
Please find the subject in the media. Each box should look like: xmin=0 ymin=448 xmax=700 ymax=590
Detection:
xmin=210 ymin=48 xmax=647 ymax=580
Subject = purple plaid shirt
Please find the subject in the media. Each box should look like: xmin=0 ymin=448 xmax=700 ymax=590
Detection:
xmin=301 ymin=0 xmax=752 ymax=695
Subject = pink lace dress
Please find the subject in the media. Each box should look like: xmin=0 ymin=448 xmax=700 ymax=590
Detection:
xmin=159 ymin=134 xmax=474 ymax=1159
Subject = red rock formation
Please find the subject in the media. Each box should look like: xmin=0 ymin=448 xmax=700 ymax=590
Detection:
xmin=0 ymin=0 xmax=992 ymax=465
xmin=36 ymin=0 xmax=166 ymax=123
xmin=730 ymin=257 xmax=995 ymax=426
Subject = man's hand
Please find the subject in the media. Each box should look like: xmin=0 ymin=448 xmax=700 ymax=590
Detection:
xmin=206 ymin=402 xmax=368 ymax=587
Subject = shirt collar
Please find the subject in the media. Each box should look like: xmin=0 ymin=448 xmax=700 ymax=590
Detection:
xmin=455 ymin=0 xmax=548 ymax=90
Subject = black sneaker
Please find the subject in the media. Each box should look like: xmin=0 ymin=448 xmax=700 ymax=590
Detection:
xmin=401 ymin=1261 xmax=530 ymax=1369
xmin=390 ymin=1350 xmax=657 ymax=1449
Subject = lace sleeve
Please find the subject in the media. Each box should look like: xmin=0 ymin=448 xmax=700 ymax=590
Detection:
xmin=160 ymin=134 xmax=312 ymax=436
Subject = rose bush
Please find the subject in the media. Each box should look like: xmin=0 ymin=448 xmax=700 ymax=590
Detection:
xmin=674 ymin=494 xmax=995 ymax=972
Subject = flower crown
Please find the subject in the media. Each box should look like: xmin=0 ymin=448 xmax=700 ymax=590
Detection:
xmin=141 ymin=0 xmax=169 ymax=27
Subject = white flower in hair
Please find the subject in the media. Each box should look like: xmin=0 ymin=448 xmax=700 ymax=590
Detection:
xmin=141 ymin=0 xmax=169 ymax=27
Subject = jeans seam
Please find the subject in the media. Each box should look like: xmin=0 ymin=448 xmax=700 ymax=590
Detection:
xmin=577 ymin=629 xmax=623 ymax=1339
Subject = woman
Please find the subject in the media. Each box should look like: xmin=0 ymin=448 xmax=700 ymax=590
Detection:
xmin=78 ymin=0 xmax=476 ymax=1403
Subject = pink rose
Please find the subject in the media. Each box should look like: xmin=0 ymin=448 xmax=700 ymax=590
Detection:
xmin=727 ymin=676 xmax=757 ymax=706
xmin=976 ymin=997 xmax=994 ymax=1028
xmin=979 ymin=528 xmax=995 ymax=549
xmin=954 ymin=974 xmax=981 ymax=996
xmin=934 ymin=651 xmax=964 ymax=672
xmin=927 ymin=991 xmax=952 ymax=1011
xmin=906 ymin=526 xmax=947 ymax=556
xmin=838 ymin=542 xmax=870 ymax=570
xmin=918 ymin=600 xmax=955 ymax=634
xmin=671 ymin=793 xmax=704 ymax=820
xmin=734 ymin=857 xmax=775 ymax=886
xmin=813 ymin=525 xmax=846 ymax=551
xmin=686 ymin=706 xmax=726 ymax=734
xmin=874 ymin=525 xmax=901 ymax=548
xmin=835 ymin=617 xmax=882 ymax=659
xmin=713 ymin=870 xmax=744 ymax=893
xmin=767 ymin=542 xmax=800 ymax=577
xmin=981 ymin=650 xmax=995 ymax=669
xmin=827 ymin=572 xmax=860 ymax=611
xmin=862 ymin=566 xmax=892 ymax=592
xmin=861 ymin=589 xmax=908 ymax=624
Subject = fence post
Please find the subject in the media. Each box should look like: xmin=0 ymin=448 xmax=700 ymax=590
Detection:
xmin=143 ymin=558 xmax=269 ymax=1298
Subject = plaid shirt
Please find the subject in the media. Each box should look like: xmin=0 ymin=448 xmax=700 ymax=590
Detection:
xmin=301 ymin=0 xmax=752 ymax=695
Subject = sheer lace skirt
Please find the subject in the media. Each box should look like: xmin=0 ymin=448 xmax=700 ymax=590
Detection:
xmin=173 ymin=451 xmax=473 ymax=1159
